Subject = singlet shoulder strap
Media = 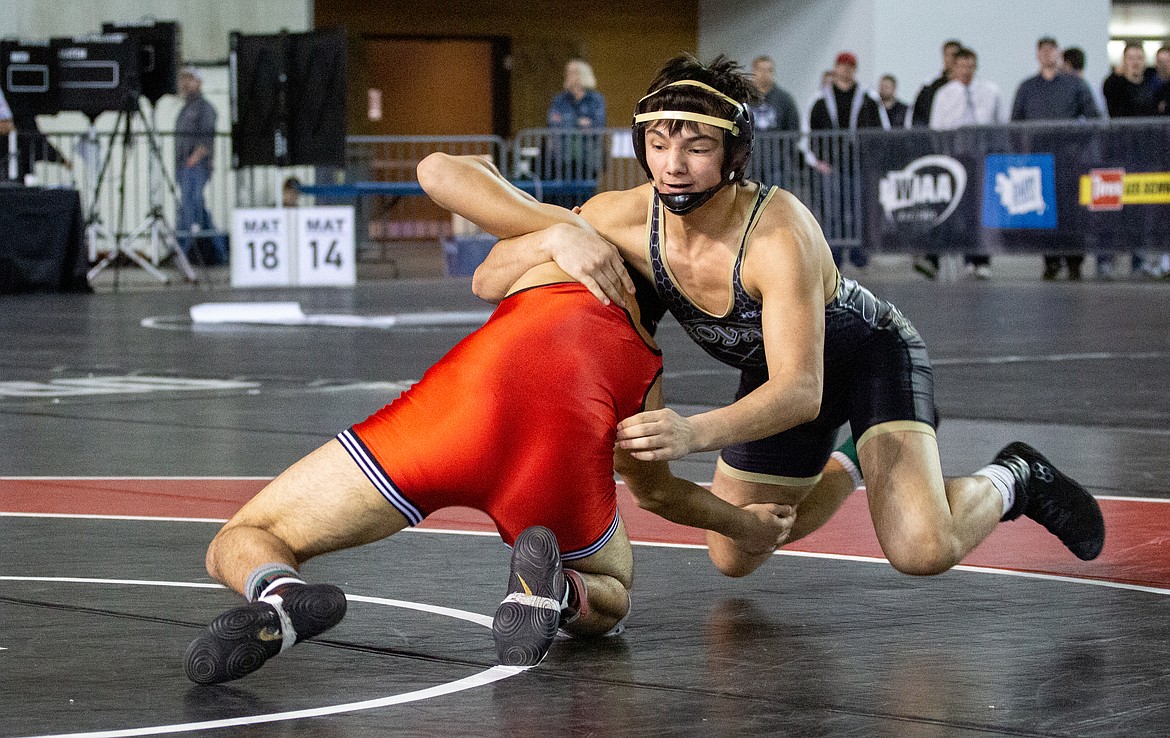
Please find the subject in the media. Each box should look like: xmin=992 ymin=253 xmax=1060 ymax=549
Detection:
xmin=735 ymin=184 xmax=778 ymax=261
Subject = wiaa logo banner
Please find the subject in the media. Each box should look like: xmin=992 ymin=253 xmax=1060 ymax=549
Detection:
xmin=878 ymin=155 xmax=967 ymax=226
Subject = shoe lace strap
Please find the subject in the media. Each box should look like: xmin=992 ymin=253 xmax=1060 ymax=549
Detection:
xmin=258 ymin=593 xmax=299 ymax=654
xmin=998 ymin=455 xmax=1031 ymax=487
xmin=502 ymin=592 xmax=562 ymax=612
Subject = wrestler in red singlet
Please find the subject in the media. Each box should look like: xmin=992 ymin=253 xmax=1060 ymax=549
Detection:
xmin=338 ymin=281 xmax=662 ymax=560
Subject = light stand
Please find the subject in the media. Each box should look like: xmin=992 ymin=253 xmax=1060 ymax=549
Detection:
xmin=86 ymin=99 xmax=198 ymax=286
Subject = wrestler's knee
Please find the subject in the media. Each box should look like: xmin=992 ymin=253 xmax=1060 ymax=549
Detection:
xmin=879 ymin=521 xmax=960 ymax=576
xmin=706 ymin=532 xmax=770 ymax=578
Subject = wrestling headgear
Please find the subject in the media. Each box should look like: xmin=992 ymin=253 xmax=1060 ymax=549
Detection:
xmin=631 ymin=79 xmax=754 ymax=215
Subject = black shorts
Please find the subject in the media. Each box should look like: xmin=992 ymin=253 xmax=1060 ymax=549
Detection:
xmin=720 ymin=279 xmax=937 ymax=482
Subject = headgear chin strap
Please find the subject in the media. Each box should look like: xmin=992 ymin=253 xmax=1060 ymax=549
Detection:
xmin=656 ymin=186 xmax=724 ymax=215
xmin=631 ymin=79 xmax=755 ymax=215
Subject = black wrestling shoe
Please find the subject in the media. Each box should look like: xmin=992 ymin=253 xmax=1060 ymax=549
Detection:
xmin=493 ymin=526 xmax=566 ymax=667
xmin=994 ymin=442 xmax=1105 ymax=561
xmin=184 ymin=583 xmax=348 ymax=684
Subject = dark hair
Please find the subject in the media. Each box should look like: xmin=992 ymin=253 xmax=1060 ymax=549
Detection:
xmin=942 ymin=39 xmax=962 ymax=51
xmin=1062 ymin=47 xmax=1085 ymax=71
xmin=880 ymin=73 xmax=897 ymax=85
xmin=955 ymin=47 xmax=977 ymax=63
xmin=638 ymin=53 xmax=760 ymax=135
xmin=633 ymin=54 xmax=758 ymax=184
xmin=1037 ymin=36 xmax=1058 ymax=49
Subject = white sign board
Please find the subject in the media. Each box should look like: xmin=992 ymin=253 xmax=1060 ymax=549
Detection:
xmin=231 ymin=208 xmax=293 ymax=287
xmin=295 ymin=206 xmax=356 ymax=286
xmin=230 ymin=206 xmax=356 ymax=288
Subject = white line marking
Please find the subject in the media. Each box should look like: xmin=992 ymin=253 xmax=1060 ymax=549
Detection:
xmin=5 ymin=577 xmax=521 ymax=738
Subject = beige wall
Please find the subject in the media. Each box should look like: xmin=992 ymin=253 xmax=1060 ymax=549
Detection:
xmin=314 ymin=0 xmax=699 ymax=134
xmin=0 ymin=0 xmax=311 ymax=62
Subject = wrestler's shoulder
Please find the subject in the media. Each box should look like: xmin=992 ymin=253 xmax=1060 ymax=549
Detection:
xmin=579 ymin=184 xmax=653 ymax=226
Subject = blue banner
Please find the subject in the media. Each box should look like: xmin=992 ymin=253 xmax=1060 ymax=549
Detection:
xmin=858 ymin=121 xmax=1170 ymax=253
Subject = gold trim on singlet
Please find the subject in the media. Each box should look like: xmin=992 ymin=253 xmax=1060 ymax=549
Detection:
xmin=716 ymin=457 xmax=823 ymax=488
xmin=855 ymin=420 xmax=937 ymax=451
xmin=645 ymin=183 xmax=776 ymax=319
xmin=828 ymin=269 xmax=842 ymax=304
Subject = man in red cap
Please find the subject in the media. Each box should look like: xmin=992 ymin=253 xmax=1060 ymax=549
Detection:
xmin=806 ymin=51 xmax=887 ymax=269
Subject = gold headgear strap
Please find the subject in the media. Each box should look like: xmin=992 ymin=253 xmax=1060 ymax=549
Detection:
xmin=634 ymin=80 xmax=742 ymax=135
xmin=632 ymin=110 xmax=738 ymax=134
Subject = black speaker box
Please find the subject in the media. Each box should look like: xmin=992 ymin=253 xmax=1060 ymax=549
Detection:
xmin=1 ymin=38 xmax=60 ymax=116
xmin=52 ymin=34 xmax=141 ymax=119
xmin=230 ymin=28 xmax=346 ymax=168
xmin=102 ymin=20 xmax=180 ymax=104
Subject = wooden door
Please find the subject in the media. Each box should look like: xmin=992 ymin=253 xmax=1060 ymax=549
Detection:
xmin=361 ymin=37 xmax=496 ymax=135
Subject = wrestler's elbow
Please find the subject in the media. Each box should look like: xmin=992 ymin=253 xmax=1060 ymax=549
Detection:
xmin=791 ymin=373 xmax=822 ymax=424
xmin=415 ymin=152 xmax=449 ymax=195
xmin=471 ymin=260 xmax=509 ymax=302
xmin=793 ymin=393 xmax=820 ymax=426
xmin=616 ymin=456 xmax=674 ymax=513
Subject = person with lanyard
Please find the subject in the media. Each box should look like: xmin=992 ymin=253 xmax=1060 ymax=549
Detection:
xmin=440 ymin=54 xmax=1104 ymax=583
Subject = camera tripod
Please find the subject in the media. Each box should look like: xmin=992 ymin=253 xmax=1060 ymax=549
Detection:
xmin=84 ymin=99 xmax=199 ymax=286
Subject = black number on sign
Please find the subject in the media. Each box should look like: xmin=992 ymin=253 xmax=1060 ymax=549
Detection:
xmin=248 ymin=241 xmax=280 ymax=270
xmin=308 ymin=240 xmax=343 ymax=269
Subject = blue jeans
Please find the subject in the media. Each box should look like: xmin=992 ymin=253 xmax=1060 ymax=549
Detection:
xmin=177 ymin=165 xmax=228 ymax=264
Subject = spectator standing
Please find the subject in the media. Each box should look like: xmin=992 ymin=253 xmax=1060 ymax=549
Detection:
xmin=748 ymin=55 xmax=800 ymax=132
xmin=175 ymin=66 xmax=227 ymax=265
xmin=1099 ymin=43 xmax=1165 ymax=279
xmin=0 ymin=87 xmax=12 ymax=135
xmin=546 ymin=59 xmax=606 ymax=205
xmin=1152 ymin=46 xmax=1170 ymax=113
xmin=749 ymin=55 xmax=801 ymax=188
xmin=1097 ymin=43 xmax=1160 ymax=279
xmin=1010 ymin=37 xmax=1100 ymax=281
xmin=0 ymin=88 xmax=12 ymax=180
xmin=0 ymin=108 xmax=71 ymax=183
xmin=808 ymin=51 xmax=888 ymax=270
xmin=1066 ymin=47 xmax=1111 ymax=121
xmin=547 ymin=58 xmax=606 ymax=133
xmin=878 ymin=74 xmax=910 ymax=128
xmin=930 ymin=48 xmax=1005 ymax=131
xmin=929 ymin=47 xmax=1003 ymax=279
xmin=911 ymin=39 xmax=963 ymax=128
xmin=910 ymin=39 xmax=962 ymax=279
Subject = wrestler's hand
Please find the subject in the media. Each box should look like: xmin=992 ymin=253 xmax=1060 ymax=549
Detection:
xmin=734 ymin=503 xmax=795 ymax=555
xmin=616 ymin=407 xmax=702 ymax=461
xmin=546 ymin=224 xmax=635 ymax=307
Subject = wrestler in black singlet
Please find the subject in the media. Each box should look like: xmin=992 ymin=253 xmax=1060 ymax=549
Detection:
xmin=647 ymin=184 xmax=937 ymax=481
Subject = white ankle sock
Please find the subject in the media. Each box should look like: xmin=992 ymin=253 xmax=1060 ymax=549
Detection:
xmin=975 ymin=464 xmax=1017 ymax=516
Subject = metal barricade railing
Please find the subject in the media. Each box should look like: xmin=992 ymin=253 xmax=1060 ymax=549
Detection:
xmin=39 ymin=119 xmax=1170 ymax=272
xmin=511 ymin=127 xmax=644 ymax=202
xmin=752 ymin=130 xmax=861 ymax=249
xmin=511 ymin=127 xmax=862 ymax=249
xmin=344 ymin=135 xmax=505 ymax=258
